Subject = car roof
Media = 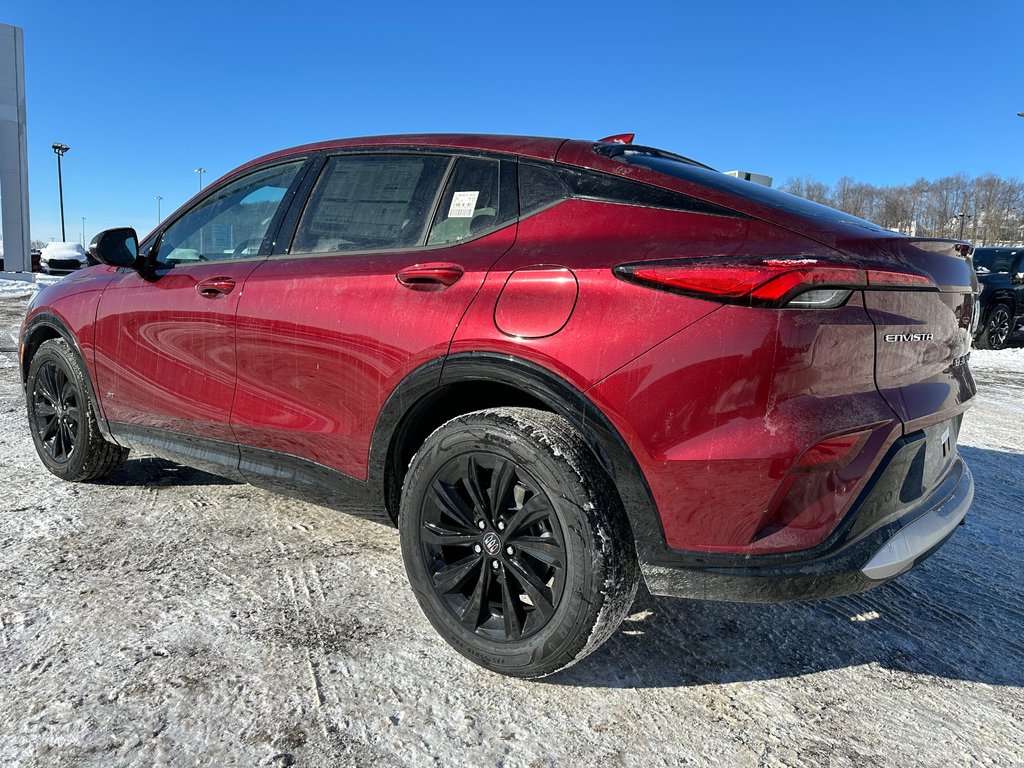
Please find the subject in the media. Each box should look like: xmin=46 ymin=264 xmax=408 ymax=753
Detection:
xmin=229 ymin=134 xmax=571 ymax=179
xmin=174 ymin=133 xmax=935 ymax=252
xmin=41 ymin=241 xmax=86 ymax=253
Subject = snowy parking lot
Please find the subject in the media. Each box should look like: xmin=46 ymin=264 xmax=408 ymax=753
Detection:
xmin=1 ymin=288 xmax=1022 ymax=767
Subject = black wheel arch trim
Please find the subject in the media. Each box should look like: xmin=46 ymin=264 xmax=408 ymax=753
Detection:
xmin=367 ymin=351 xmax=670 ymax=563
xmin=21 ymin=311 xmax=119 ymax=446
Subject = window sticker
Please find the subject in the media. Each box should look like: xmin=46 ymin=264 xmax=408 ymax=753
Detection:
xmin=209 ymin=223 xmax=234 ymax=250
xmin=448 ymin=190 xmax=479 ymax=219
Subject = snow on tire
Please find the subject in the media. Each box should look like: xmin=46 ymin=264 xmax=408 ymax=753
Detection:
xmin=399 ymin=407 xmax=640 ymax=678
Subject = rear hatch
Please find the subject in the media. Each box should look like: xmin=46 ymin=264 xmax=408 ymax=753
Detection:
xmin=858 ymin=237 xmax=977 ymax=432
xmin=561 ymin=144 xmax=980 ymax=427
xmin=557 ymin=140 xmax=979 ymax=435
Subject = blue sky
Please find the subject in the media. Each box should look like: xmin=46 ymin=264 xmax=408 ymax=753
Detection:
xmin=3 ymin=0 xmax=1022 ymax=243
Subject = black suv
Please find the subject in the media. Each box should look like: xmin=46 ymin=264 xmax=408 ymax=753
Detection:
xmin=973 ymin=246 xmax=1024 ymax=349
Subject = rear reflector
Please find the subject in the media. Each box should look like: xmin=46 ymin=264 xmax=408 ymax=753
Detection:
xmin=793 ymin=430 xmax=871 ymax=471
xmin=614 ymin=257 xmax=936 ymax=308
xmin=865 ymin=268 xmax=935 ymax=288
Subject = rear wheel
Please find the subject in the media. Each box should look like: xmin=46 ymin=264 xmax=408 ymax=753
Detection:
xmin=975 ymin=303 xmax=1013 ymax=350
xmin=26 ymin=338 xmax=129 ymax=481
xmin=399 ymin=408 xmax=639 ymax=677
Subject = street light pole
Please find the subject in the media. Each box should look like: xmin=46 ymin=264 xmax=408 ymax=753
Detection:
xmin=954 ymin=190 xmax=972 ymax=241
xmin=957 ymin=210 xmax=973 ymax=240
xmin=52 ymin=142 xmax=70 ymax=241
xmin=195 ymin=167 xmax=205 ymax=192
xmin=156 ymin=195 xmax=163 ymax=224
xmin=81 ymin=217 xmax=86 ymax=246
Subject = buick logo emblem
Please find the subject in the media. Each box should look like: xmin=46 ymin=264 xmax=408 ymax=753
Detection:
xmin=482 ymin=532 xmax=501 ymax=556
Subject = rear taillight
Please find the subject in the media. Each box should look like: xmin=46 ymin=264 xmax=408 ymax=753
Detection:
xmin=614 ymin=257 xmax=936 ymax=309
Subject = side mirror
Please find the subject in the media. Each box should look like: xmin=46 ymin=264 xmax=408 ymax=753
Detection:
xmin=1013 ymin=272 xmax=1024 ymax=285
xmin=89 ymin=228 xmax=139 ymax=269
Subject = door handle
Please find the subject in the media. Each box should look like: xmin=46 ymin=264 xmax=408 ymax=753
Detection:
xmin=396 ymin=263 xmax=464 ymax=291
xmin=196 ymin=277 xmax=236 ymax=298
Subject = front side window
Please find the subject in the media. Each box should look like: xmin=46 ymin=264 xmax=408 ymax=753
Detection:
xmin=291 ymin=154 xmax=450 ymax=254
xmin=427 ymin=157 xmax=502 ymax=246
xmin=154 ymin=161 xmax=303 ymax=267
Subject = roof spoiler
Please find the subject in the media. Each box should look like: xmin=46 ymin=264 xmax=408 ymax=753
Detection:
xmin=597 ymin=133 xmax=634 ymax=144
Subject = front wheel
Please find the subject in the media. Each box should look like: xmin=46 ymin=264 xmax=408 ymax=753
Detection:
xmin=26 ymin=338 xmax=129 ymax=481
xmin=399 ymin=408 xmax=639 ymax=678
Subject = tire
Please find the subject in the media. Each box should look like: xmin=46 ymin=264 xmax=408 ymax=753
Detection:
xmin=975 ymin=303 xmax=1013 ymax=350
xmin=26 ymin=338 xmax=129 ymax=481
xmin=399 ymin=407 xmax=639 ymax=678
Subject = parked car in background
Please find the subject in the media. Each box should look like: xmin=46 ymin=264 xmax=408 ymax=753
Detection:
xmin=19 ymin=133 xmax=978 ymax=677
xmin=0 ymin=247 xmax=41 ymax=273
xmin=973 ymin=246 xmax=1024 ymax=349
xmin=39 ymin=242 xmax=88 ymax=275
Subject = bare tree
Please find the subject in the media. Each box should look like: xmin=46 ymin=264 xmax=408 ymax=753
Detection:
xmin=779 ymin=177 xmax=832 ymax=205
xmin=780 ymin=171 xmax=1024 ymax=243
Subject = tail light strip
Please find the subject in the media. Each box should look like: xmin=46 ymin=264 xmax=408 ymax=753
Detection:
xmin=614 ymin=257 xmax=936 ymax=309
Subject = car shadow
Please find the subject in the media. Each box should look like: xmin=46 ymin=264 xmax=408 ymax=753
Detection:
xmin=94 ymin=454 xmax=396 ymax=526
xmin=547 ymin=444 xmax=1024 ymax=690
xmin=96 ymin=456 xmax=241 ymax=487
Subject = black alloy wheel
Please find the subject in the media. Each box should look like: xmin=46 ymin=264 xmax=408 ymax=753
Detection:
xmin=419 ymin=453 xmax=566 ymax=642
xmin=32 ymin=358 xmax=83 ymax=464
xmin=976 ymin=303 xmax=1013 ymax=350
xmin=26 ymin=338 xmax=129 ymax=481
xmin=400 ymin=408 xmax=639 ymax=678
xmin=986 ymin=305 xmax=1012 ymax=350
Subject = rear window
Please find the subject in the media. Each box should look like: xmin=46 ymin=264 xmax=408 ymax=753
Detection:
xmin=518 ymin=160 xmax=743 ymax=219
xmin=613 ymin=150 xmax=889 ymax=233
xmin=974 ymin=249 xmax=1019 ymax=274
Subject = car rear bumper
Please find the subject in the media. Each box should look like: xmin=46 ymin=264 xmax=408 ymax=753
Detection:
xmin=640 ymin=443 xmax=973 ymax=602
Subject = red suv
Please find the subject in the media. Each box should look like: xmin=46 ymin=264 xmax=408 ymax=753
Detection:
xmin=20 ymin=134 xmax=977 ymax=677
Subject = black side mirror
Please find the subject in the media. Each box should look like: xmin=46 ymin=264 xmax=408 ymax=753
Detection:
xmin=89 ymin=228 xmax=139 ymax=269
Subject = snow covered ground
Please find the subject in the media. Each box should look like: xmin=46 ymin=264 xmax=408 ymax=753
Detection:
xmin=0 ymin=275 xmax=61 ymax=300
xmin=1 ymin=292 xmax=1022 ymax=767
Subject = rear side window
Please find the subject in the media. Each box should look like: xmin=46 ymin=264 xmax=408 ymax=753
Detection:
xmin=291 ymin=154 xmax=449 ymax=254
xmin=519 ymin=163 xmax=569 ymax=216
xmin=427 ymin=157 xmax=505 ymax=246
xmin=518 ymin=160 xmax=742 ymax=219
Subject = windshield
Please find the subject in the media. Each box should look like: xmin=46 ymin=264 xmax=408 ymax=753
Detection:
xmin=613 ymin=151 xmax=889 ymax=233
xmin=973 ymin=248 xmax=1019 ymax=274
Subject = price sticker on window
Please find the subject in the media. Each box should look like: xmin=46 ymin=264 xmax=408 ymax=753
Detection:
xmin=448 ymin=190 xmax=479 ymax=219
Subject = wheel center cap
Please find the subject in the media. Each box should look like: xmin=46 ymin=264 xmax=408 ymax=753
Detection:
xmin=482 ymin=532 xmax=501 ymax=556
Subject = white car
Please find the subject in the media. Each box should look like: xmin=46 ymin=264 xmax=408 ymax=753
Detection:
xmin=39 ymin=242 xmax=89 ymax=274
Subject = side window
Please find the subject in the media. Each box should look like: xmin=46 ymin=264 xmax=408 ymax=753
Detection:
xmin=291 ymin=154 xmax=450 ymax=254
xmin=154 ymin=161 xmax=303 ymax=267
xmin=427 ymin=157 xmax=502 ymax=246
xmin=519 ymin=162 xmax=569 ymax=217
